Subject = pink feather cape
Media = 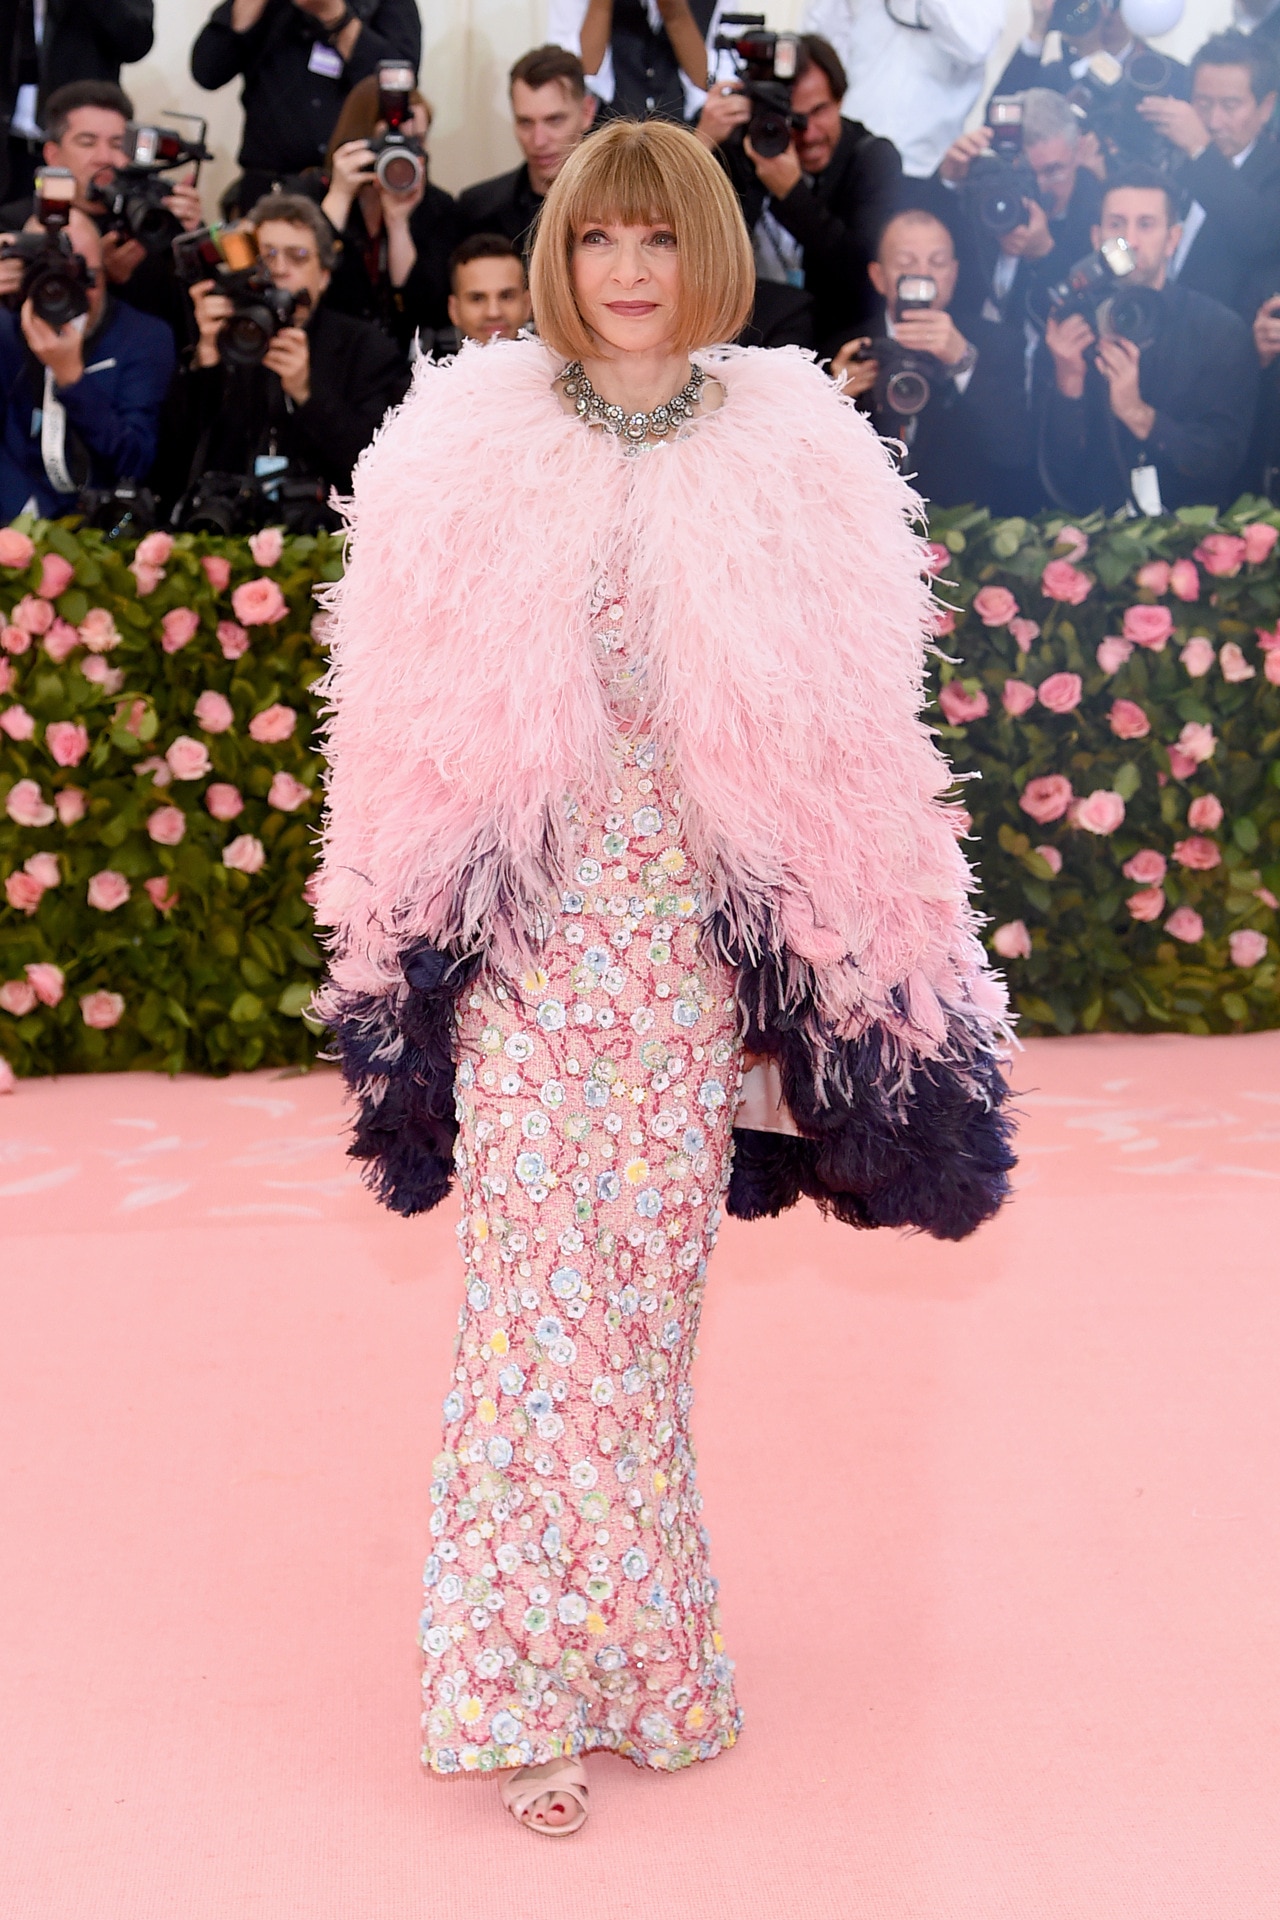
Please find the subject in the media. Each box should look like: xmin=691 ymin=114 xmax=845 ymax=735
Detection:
xmin=314 ymin=337 xmax=1009 ymax=1060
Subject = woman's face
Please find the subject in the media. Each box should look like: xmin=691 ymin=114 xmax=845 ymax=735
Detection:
xmin=570 ymin=219 xmax=680 ymax=357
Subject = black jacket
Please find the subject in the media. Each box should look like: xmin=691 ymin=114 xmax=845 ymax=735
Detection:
xmin=0 ymin=0 xmax=153 ymax=114
xmin=320 ymin=184 xmax=458 ymax=346
xmin=454 ymin=163 xmax=543 ymax=257
xmin=719 ymin=117 xmax=902 ymax=345
xmin=1037 ymin=281 xmax=1258 ymax=513
xmin=995 ymin=39 xmax=1190 ymax=169
xmin=191 ymin=0 xmax=421 ymax=177
xmin=945 ymin=166 xmax=1102 ymax=331
xmin=1172 ymin=136 xmax=1280 ymax=322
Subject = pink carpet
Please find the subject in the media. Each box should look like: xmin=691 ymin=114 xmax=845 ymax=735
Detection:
xmin=2 ymin=1033 xmax=1278 ymax=1919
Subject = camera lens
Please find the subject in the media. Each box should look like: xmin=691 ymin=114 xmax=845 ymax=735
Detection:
xmin=220 ymin=305 xmax=274 ymax=366
xmin=1098 ymin=289 xmax=1160 ymax=351
xmin=31 ymin=268 xmax=86 ymax=330
xmin=884 ymin=366 xmax=931 ymax=416
xmin=747 ymin=105 xmax=791 ymax=159
xmin=374 ymin=146 xmax=424 ymax=195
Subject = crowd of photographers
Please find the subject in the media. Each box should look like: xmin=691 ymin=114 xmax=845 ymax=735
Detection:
xmin=7 ymin=0 xmax=1280 ymax=535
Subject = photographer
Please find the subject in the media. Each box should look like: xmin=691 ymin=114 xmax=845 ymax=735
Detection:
xmin=1040 ymin=168 xmax=1258 ymax=513
xmin=0 ymin=206 xmax=174 ymax=519
xmin=830 ymin=207 xmax=1035 ymax=514
xmin=697 ymin=33 xmax=900 ymax=346
xmin=1138 ymin=32 xmax=1280 ymax=320
xmin=997 ymin=0 xmax=1189 ymax=104
xmin=1244 ymin=290 xmax=1280 ymax=498
xmin=317 ymin=71 xmax=457 ymax=347
xmin=455 ymin=47 xmax=597 ymax=257
xmin=168 ymin=192 xmax=407 ymax=527
xmin=190 ymin=0 xmax=421 ymax=213
xmin=938 ymin=87 xmax=1102 ymax=326
xmin=547 ymin=0 xmax=716 ymax=123
xmin=0 ymin=1 xmax=154 ymax=204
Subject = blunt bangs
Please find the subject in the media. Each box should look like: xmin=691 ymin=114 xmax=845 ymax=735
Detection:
xmin=529 ymin=119 xmax=755 ymax=362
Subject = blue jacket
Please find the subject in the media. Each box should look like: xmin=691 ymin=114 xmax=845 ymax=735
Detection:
xmin=0 ymin=298 xmax=175 ymax=520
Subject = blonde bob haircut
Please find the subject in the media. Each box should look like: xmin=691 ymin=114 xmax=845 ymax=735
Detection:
xmin=529 ymin=118 xmax=755 ymax=361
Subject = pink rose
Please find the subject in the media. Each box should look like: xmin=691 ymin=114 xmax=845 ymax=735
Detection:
xmin=1035 ymin=844 xmax=1063 ymax=875
xmin=25 ymin=962 xmax=64 ymax=1005
xmin=267 ymin=770 xmax=312 ymax=811
xmin=1109 ymin=698 xmax=1150 ymax=739
xmin=992 ymin=919 xmax=1032 ymax=959
xmin=1135 ymin=560 xmax=1169 ymax=593
xmin=1219 ymin=641 xmax=1255 ymax=683
xmin=1169 ymin=558 xmax=1200 ymax=601
xmin=5 ymin=777 xmax=54 ymax=826
xmin=1187 ymin=794 xmax=1223 ymax=831
xmin=1009 ymin=617 xmax=1040 ymax=653
xmin=78 ymin=607 xmax=120 ymax=653
xmin=1123 ymin=604 xmax=1173 ymax=650
xmin=201 ymin=554 xmax=232 ymax=592
xmin=12 ymin=594 xmax=52 ymax=635
xmin=136 ymin=755 xmax=171 ymax=788
xmin=1194 ymin=533 xmax=1247 ymax=577
xmin=1 ymin=623 xmax=29 ymax=653
xmin=1128 ymin=852 xmax=1166 ymax=887
xmin=1242 ymin=522 xmax=1279 ymax=566
xmin=1054 ymin=525 xmax=1089 ymax=561
xmin=1167 ymin=748 xmax=1197 ymax=780
xmin=44 ymin=617 xmax=80 ymax=662
xmin=0 ymin=978 xmax=36 ymax=1015
xmin=1127 ymin=887 xmax=1165 ymax=921
xmin=165 ymin=736 xmax=213 ymax=782
xmin=114 ymin=698 xmax=148 ymax=739
xmin=80 ymin=657 xmax=123 ymax=693
xmin=1180 ymin=636 xmax=1215 ymax=677
xmin=1038 ymin=671 xmax=1083 ymax=714
xmin=1173 ymin=835 xmax=1222 ymax=870
xmin=205 ymin=782 xmax=244 ymax=821
xmin=136 ymin=531 xmax=173 ymax=569
xmin=217 ymin=620 xmax=250 ymax=660
xmin=973 ymin=585 xmax=1019 ymax=626
xmin=1002 ymin=678 xmax=1037 ymax=716
xmin=248 ymin=526 xmax=285 ymax=567
xmin=222 ymin=832 xmax=266 ymax=874
xmin=147 ymin=805 xmax=186 ymax=846
xmin=1165 ymin=906 xmax=1205 ymax=944
xmin=1267 ymin=650 xmax=1280 ymax=686
xmin=0 ymin=704 xmax=35 ymax=739
xmin=38 ymin=553 xmax=74 ymax=599
xmin=0 ymin=527 xmax=34 ymax=568
xmin=80 ymin=989 xmax=125 ymax=1029
xmin=1257 ymin=887 xmax=1279 ymax=908
xmin=161 ymin=606 xmax=200 ymax=654
xmin=923 ymin=541 xmax=951 ymax=574
xmin=24 ymin=851 xmax=59 ymax=889
xmin=1020 ymin=774 xmax=1073 ymax=824
xmin=248 ymin=702 xmax=297 ymax=743
xmin=1230 ymin=929 xmax=1269 ymax=967
xmin=195 ymin=689 xmax=235 ymax=733
xmin=144 ymin=876 xmax=179 ymax=914
xmin=1256 ymin=624 xmax=1280 ymax=650
xmin=949 ymin=806 xmax=972 ymax=837
xmin=5 ymin=871 xmax=43 ymax=913
xmin=938 ymin=681 xmax=989 ymax=724
xmin=87 ymin=869 xmax=130 ymax=912
xmin=54 ymin=787 xmax=85 ymax=825
xmin=932 ymin=607 xmax=956 ymax=636
xmin=1177 ymin=721 xmax=1216 ymax=764
xmin=1072 ymin=789 xmax=1126 ymax=835
xmin=1096 ymin=635 xmax=1133 ymax=674
xmin=231 ymin=577 xmax=288 ymax=626
xmin=45 ymin=720 xmax=89 ymax=767
xmin=1041 ymin=558 xmax=1092 ymax=603
xmin=130 ymin=562 xmax=164 ymax=596
xmin=310 ymin=611 xmax=334 ymax=646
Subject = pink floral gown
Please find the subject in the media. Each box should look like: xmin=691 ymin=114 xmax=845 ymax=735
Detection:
xmin=418 ymin=556 xmax=745 ymax=1776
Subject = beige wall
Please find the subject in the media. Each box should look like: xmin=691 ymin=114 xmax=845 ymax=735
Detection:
xmin=122 ymin=0 xmax=1236 ymax=211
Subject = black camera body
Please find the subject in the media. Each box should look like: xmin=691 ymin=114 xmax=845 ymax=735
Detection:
xmin=0 ymin=168 xmax=92 ymax=329
xmin=88 ymin=121 xmax=212 ymax=258
xmin=854 ymin=275 xmax=942 ymax=419
xmin=1043 ymin=236 xmax=1163 ymax=349
xmin=1065 ymin=48 xmax=1179 ymax=167
xmin=77 ymin=478 xmax=157 ymax=538
xmin=173 ymin=224 xmax=306 ymax=367
xmin=173 ymin=467 xmax=328 ymax=536
xmin=367 ymin=60 xmax=425 ymax=195
xmin=713 ymin=13 xmax=807 ymax=160
xmin=963 ymin=97 xmax=1042 ymax=236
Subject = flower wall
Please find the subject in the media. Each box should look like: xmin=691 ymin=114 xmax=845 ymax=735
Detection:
xmin=2 ymin=504 xmax=1279 ymax=1086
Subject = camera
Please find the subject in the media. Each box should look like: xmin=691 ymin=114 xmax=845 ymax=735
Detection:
xmin=366 ymin=61 xmax=425 ymax=196
xmin=172 ymin=467 xmax=328 ymax=536
xmin=77 ymin=478 xmax=157 ymax=538
xmin=1064 ymin=48 xmax=1178 ymax=167
xmin=962 ymin=96 xmax=1041 ymax=236
xmin=88 ymin=117 xmax=212 ymax=257
xmin=173 ymin=223 xmax=307 ymax=367
xmin=713 ymin=14 xmax=806 ymax=160
xmin=0 ymin=168 xmax=92 ymax=329
xmin=1041 ymin=236 xmax=1163 ymax=349
xmin=853 ymin=275 xmax=940 ymax=418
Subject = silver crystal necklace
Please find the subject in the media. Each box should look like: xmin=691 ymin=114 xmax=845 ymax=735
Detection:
xmin=561 ymin=359 xmax=706 ymax=443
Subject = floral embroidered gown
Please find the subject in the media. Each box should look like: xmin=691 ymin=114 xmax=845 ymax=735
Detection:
xmin=418 ymin=555 xmax=745 ymax=1776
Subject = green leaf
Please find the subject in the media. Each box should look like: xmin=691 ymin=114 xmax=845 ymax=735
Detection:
xmin=1221 ymin=992 xmax=1249 ymax=1021
xmin=1112 ymin=761 xmax=1141 ymax=801
xmin=56 ymin=587 xmax=89 ymax=627
xmin=228 ymin=992 xmax=264 ymax=1025
xmin=277 ymin=981 xmax=315 ymax=1017
xmin=1233 ymin=816 xmax=1260 ymax=853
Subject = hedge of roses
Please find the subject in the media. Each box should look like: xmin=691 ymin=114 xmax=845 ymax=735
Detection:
xmin=3 ymin=502 xmax=1280 ymax=1085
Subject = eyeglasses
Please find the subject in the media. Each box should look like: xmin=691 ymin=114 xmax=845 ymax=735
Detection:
xmin=259 ymin=245 xmax=315 ymax=266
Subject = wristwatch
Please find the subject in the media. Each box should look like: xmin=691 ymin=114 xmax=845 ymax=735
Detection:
xmin=950 ymin=340 xmax=978 ymax=382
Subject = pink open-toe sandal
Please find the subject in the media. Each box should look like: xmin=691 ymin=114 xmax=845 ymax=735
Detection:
xmin=499 ymin=1757 xmax=590 ymax=1836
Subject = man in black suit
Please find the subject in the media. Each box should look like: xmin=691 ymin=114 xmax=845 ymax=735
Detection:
xmin=455 ymin=45 xmax=596 ymax=257
xmin=995 ymin=0 xmax=1189 ymax=168
xmin=0 ymin=0 xmax=154 ymax=202
xmin=1136 ymin=31 xmax=1280 ymax=321
xmin=1039 ymin=167 xmax=1258 ymax=513
xmin=696 ymin=33 xmax=901 ymax=347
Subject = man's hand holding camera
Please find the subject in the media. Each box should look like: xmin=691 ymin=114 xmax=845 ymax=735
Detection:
xmin=694 ymin=80 xmax=803 ymax=195
xmin=1047 ymin=309 xmax=1154 ymax=437
xmin=20 ymin=300 xmax=84 ymax=389
xmin=189 ymin=273 xmax=311 ymax=403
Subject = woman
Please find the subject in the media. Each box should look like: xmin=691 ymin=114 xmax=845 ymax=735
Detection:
xmin=314 ymin=119 xmax=1015 ymax=1838
xmin=316 ymin=73 xmax=459 ymax=349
